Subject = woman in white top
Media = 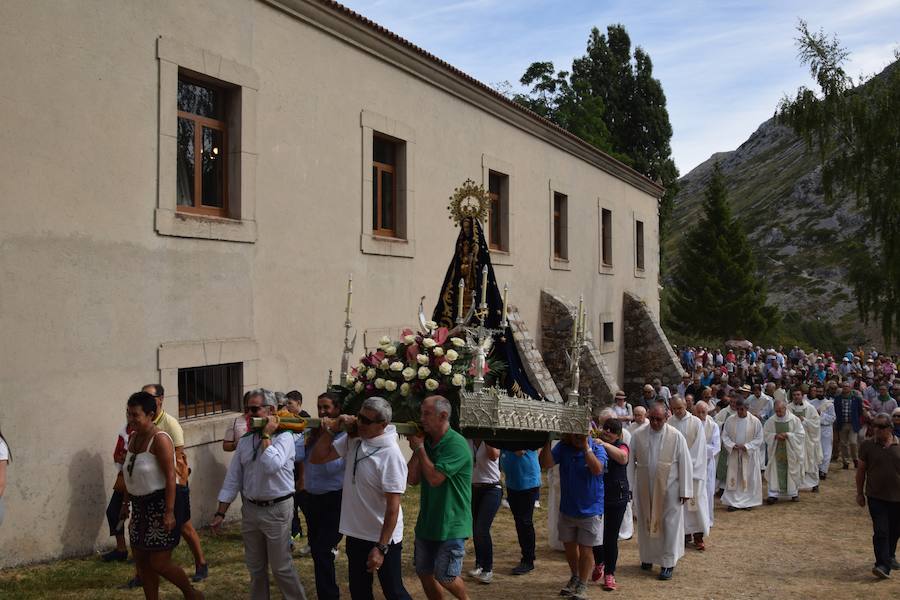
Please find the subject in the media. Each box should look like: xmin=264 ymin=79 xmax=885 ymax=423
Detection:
xmin=0 ymin=426 xmax=9 ymax=527
xmin=611 ymin=390 xmax=633 ymax=423
xmin=468 ymin=438 xmax=501 ymax=584
xmin=121 ymin=391 xmax=202 ymax=600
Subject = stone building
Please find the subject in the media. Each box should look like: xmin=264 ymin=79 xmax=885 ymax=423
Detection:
xmin=0 ymin=0 xmax=672 ymax=566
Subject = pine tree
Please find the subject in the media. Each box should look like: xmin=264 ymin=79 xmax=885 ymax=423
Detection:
xmin=668 ymin=164 xmax=778 ymax=339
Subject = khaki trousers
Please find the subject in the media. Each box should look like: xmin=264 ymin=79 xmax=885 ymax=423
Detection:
xmin=241 ymin=499 xmax=307 ymax=600
xmin=838 ymin=423 xmax=858 ymax=464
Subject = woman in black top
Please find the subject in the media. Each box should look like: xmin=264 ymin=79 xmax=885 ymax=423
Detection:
xmin=591 ymin=418 xmax=630 ymax=591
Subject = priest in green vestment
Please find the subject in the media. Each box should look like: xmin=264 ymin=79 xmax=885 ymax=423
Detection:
xmin=763 ymin=399 xmax=806 ymax=503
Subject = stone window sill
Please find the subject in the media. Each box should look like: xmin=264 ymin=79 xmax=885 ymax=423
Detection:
xmin=490 ymin=249 xmax=514 ymax=266
xmin=180 ymin=411 xmax=243 ymax=448
xmin=361 ymin=233 xmax=416 ymax=258
xmin=550 ymin=258 xmax=571 ymax=271
xmin=156 ymin=208 xmax=257 ymax=243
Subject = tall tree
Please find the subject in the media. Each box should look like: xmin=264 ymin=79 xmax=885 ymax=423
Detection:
xmin=514 ymin=25 xmax=679 ymax=240
xmin=668 ymin=164 xmax=777 ymax=339
xmin=777 ymin=21 xmax=900 ymax=343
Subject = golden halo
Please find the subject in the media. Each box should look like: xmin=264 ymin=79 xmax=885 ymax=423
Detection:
xmin=447 ymin=179 xmax=491 ymax=225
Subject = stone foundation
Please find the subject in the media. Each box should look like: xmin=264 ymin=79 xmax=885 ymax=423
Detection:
xmin=539 ymin=289 xmax=619 ymax=412
xmin=507 ymin=303 xmax=564 ymax=403
xmin=622 ymin=291 xmax=684 ymax=404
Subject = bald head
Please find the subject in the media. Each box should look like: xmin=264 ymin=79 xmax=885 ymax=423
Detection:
xmin=670 ymin=396 xmax=687 ymax=419
xmin=633 ymin=405 xmax=647 ymax=424
xmin=694 ymin=400 xmax=709 ymax=419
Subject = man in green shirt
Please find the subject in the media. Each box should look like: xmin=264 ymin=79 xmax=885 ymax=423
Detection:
xmin=408 ymin=395 xmax=472 ymax=600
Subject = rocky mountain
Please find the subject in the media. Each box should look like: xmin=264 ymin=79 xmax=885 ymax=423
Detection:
xmin=665 ymin=115 xmax=870 ymax=344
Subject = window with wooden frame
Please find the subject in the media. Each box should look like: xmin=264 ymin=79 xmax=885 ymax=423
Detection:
xmin=176 ymin=75 xmax=228 ymax=217
xmin=487 ymin=171 xmax=508 ymax=250
xmin=601 ymin=208 xmax=613 ymax=266
xmin=553 ymin=192 xmax=568 ymax=260
xmin=177 ymin=362 xmax=243 ymax=419
xmin=372 ymin=135 xmax=398 ymax=237
xmin=603 ymin=321 xmax=615 ymax=344
xmin=635 ymin=219 xmax=646 ymax=270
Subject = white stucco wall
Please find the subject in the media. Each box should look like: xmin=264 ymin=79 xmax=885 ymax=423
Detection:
xmin=0 ymin=0 xmax=660 ymax=566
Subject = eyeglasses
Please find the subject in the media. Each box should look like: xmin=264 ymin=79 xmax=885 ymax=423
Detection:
xmin=873 ymin=424 xmax=891 ymax=429
xmin=248 ymin=405 xmax=264 ymax=413
xmin=358 ymin=414 xmax=385 ymax=425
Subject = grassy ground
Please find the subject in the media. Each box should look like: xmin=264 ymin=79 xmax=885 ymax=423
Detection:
xmin=2 ymin=466 xmax=898 ymax=599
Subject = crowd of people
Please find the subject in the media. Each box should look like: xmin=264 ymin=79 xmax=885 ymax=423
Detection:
xmin=93 ymin=343 xmax=899 ymax=599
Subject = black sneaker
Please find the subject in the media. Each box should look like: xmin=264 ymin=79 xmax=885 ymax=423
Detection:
xmin=872 ymin=565 xmax=890 ymax=579
xmin=192 ymin=563 xmax=209 ymax=582
xmin=659 ymin=567 xmax=674 ymax=580
xmin=891 ymin=559 xmax=900 ymax=570
xmin=121 ymin=576 xmax=142 ymax=589
xmin=102 ymin=549 xmax=128 ymax=562
xmin=640 ymin=562 xmax=653 ymax=571
xmin=511 ymin=561 xmax=534 ymax=575
xmin=559 ymin=575 xmax=578 ymax=596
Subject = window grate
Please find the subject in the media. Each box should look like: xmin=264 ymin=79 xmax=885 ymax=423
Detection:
xmin=177 ymin=362 xmax=242 ymax=419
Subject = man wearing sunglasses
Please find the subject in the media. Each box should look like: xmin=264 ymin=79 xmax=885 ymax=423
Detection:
xmin=311 ymin=396 xmax=413 ymax=600
xmin=856 ymin=413 xmax=900 ymax=579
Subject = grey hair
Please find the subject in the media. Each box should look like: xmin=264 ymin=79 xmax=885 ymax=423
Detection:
xmin=275 ymin=391 xmax=286 ymax=405
xmin=598 ymin=408 xmax=615 ymax=420
xmin=633 ymin=405 xmax=647 ymax=415
xmin=249 ymin=388 xmax=277 ymax=407
xmin=361 ymin=396 xmax=392 ymax=423
xmin=694 ymin=400 xmax=709 ymax=411
xmin=434 ymin=396 xmax=452 ymax=419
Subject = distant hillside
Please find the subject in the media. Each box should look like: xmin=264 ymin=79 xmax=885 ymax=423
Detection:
xmin=665 ymin=116 xmax=870 ymax=345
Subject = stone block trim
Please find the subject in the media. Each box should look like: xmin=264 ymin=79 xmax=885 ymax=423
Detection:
xmin=622 ymin=291 xmax=684 ymax=404
xmin=540 ymin=289 xmax=619 ymax=411
xmin=506 ymin=304 xmax=563 ymax=404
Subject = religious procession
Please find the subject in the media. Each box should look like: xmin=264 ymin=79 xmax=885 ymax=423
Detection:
xmin=3 ymin=1 xmax=900 ymax=600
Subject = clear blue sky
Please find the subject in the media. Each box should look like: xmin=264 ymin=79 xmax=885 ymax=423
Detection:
xmin=341 ymin=0 xmax=900 ymax=174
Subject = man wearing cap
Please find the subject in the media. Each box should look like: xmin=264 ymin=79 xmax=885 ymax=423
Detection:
xmin=720 ymin=398 xmax=764 ymax=511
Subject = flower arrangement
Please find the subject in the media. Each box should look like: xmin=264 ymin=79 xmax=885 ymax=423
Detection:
xmin=340 ymin=322 xmax=505 ymax=423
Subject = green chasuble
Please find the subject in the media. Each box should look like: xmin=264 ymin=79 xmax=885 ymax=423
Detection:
xmin=774 ymin=420 xmax=790 ymax=493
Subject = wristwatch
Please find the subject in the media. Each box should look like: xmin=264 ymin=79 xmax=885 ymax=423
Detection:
xmin=375 ymin=543 xmax=389 ymax=556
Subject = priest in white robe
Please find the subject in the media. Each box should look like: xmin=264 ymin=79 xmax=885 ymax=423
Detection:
xmin=628 ymin=404 xmax=693 ymax=580
xmin=763 ymin=399 xmax=806 ymax=502
xmin=714 ymin=394 xmax=738 ymax=491
xmin=720 ymin=398 xmax=764 ymax=511
xmin=669 ymin=397 xmax=709 ymax=550
xmin=628 ymin=406 xmax=648 ymax=435
xmin=809 ymin=384 xmax=836 ymax=478
xmin=789 ymin=388 xmax=823 ymax=491
xmin=693 ymin=401 xmax=720 ymax=527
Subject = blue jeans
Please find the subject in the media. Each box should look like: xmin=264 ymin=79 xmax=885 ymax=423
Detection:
xmin=414 ymin=538 xmax=465 ymax=583
xmin=471 ymin=485 xmax=502 ymax=571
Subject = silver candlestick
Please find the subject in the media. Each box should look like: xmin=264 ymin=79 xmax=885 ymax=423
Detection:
xmin=564 ymin=295 xmax=587 ymax=406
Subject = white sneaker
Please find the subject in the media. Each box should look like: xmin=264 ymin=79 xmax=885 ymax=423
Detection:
xmin=473 ymin=570 xmax=493 ymax=584
xmin=534 ymin=500 xmax=541 ymax=508
xmin=468 ymin=567 xmax=483 ymax=577
xmin=298 ymin=544 xmax=311 ymax=556
xmin=332 ymin=547 xmax=340 ymax=558
xmin=501 ymin=499 xmax=510 ymax=509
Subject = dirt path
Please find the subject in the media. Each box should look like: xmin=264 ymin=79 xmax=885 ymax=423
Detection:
xmin=414 ymin=466 xmax=898 ymax=600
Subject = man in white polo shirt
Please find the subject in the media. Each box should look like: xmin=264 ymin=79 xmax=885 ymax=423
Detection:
xmin=311 ymin=396 xmax=412 ymax=600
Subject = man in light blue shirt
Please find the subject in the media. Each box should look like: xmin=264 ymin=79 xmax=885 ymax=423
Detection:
xmin=211 ymin=389 xmax=307 ymax=600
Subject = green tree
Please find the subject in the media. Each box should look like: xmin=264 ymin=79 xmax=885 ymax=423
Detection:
xmin=668 ymin=164 xmax=777 ymax=338
xmin=514 ymin=25 xmax=679 ymax=240
xmin=777 ymin=21 xmax=900 ymax=343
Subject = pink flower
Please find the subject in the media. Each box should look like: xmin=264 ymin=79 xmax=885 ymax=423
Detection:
xmin=468 ymin=359 xmax=490 ymax=377
xmin=406 ymin=343 xmax=420 ymax=363
xmin=401 ymin=328 xmax=414 ymax=338
xmin=432 ymin=327 xmax=449 ymax=346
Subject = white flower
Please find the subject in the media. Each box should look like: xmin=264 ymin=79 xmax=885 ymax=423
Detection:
xmin=418 ymin=366 xmax=431 ymax=379
xmin=379 ymin=335 xmax=392 ymax=346
xmin=416 ymin=354 xmax=430 ymax=365
xmin=451 ymin=337 xmax=465 ymax=347
xmin=366 ymin=367 xmax=377 ymax=380
xmin=346 ymin=374 xmax=356 ymax=384
xmin=400 ymin=383 xmax=411 ymax=396
xmin=422 ymin=338 xmax=437 ymax=349
xmin=452 ymin=373 xmax=465 ymax=387
xmin=445 ymin=349 xmax=459 ymax=362
xmin=384 ymin=346 xmax=397 ymax=356
xmin=433 ymin=347 xmax=445 ymax=357
xmin=402 ymin=367 xmax=416 ymax=381
xmin=390 ymin=361 xmax=404 ymax=371
xmin=439 ymin=362 xmax=452 ymax=375
xmin=354 ymin=381 xmax=364 ymax=393
xmin=425 ymin=320 xmax=438 ymax=330
xmin=379 ymin=358 xmax=389 ymax=369
xmin=384 ymin=380 xmax=397 ymax=392
xmin=404 ymin=334 xmax=416 ymax=344
xmin=425 ymin=378 xmax=439 ymax=391
xmin=374 ymin=378 xmax=385 ymax=389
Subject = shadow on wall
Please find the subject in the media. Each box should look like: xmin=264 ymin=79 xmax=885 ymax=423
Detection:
xmin=60 ymin=451 xmax=107 ymax=558
xmin=186 ymin=443 xmax=228 ymax=524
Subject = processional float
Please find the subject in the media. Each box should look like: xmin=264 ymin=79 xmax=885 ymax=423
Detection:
xmin=254 ymin=180 xmax=590 ymax=446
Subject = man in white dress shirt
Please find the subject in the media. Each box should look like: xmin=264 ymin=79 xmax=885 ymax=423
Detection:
xmin=211 ymin=389 xmax=307 ymax=600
